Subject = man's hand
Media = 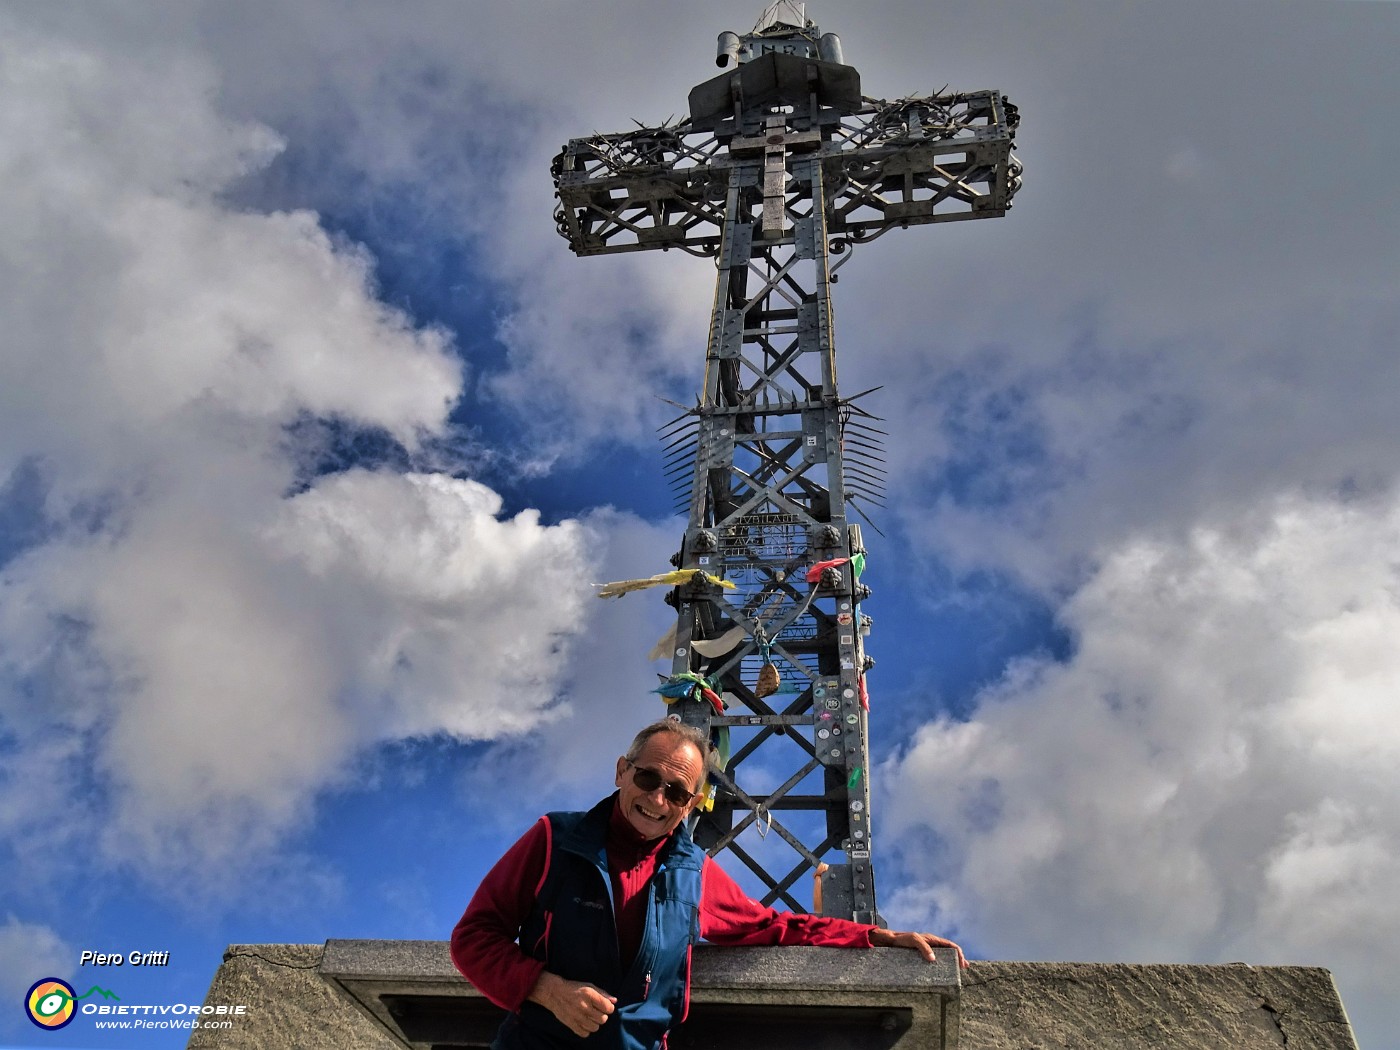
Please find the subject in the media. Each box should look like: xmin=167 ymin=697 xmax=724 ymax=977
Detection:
xmin=527 ymin=971 xmax=618 ymax=1037
xmin=868 ymin=928 xmax=968 ymax=968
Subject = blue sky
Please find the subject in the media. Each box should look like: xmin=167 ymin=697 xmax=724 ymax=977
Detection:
xmin=2 ymin=1 xmax=1398 ymax=1046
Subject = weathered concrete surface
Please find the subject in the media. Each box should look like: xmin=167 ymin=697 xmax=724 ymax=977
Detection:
xmin=191 ymin=943 xmax=1360 ymax=1050
xmin=682 ymin=945 xmax=961 ymax=1049
xmin=959 ymin=961 xmax=1357 ymax=1049
xmin=692 ymin=942 xmax=961 ymax=991
xmin=188 ymin=944 xmax=399 ymax=1050
xmin=318 ymin=941 xmax=959 ymax=1049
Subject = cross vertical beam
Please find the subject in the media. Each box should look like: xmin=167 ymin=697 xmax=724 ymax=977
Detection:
xmin=553 ymin=7 xmax=1021 ymax=922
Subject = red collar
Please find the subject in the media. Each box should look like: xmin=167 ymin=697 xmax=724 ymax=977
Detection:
xmin=608 ymin=796 xmax=670 ymax=860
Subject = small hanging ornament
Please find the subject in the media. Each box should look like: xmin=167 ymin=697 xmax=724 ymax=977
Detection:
xmin=755 ymin=661 xmax=781 ymax=698
xmin=754 ymin=635 xmax=780 ymax=699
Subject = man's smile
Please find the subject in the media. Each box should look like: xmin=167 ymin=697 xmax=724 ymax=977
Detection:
xmin=615 ymin=732 xmax=706 ymax=840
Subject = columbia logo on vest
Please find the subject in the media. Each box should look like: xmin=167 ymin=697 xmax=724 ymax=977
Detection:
xmin=572 ymin=897 xmax=607 ymax=910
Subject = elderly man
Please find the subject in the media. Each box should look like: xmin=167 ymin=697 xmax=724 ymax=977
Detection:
xmin=452 ymin=718 xmax=964 ymax=1049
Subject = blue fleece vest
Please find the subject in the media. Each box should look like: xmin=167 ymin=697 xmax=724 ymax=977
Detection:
xmin=495 ymin=794 xmax=705 ymax=1050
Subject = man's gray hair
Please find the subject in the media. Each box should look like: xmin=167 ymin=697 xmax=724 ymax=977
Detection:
xmin=623 ymin=717 xmax=714 ymax=785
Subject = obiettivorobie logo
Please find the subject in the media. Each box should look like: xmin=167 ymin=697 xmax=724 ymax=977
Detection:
xmin=23 ymin=976 xmax=248 ymax=1033
xmin=25 ymin=978 xmax=119 ymax=1030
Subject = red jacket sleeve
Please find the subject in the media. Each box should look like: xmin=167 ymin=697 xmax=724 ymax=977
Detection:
xmin=697 ymin=857 xmax=876 ymax=947
xmin=450 ymin=817 xmax=552 ymax=1011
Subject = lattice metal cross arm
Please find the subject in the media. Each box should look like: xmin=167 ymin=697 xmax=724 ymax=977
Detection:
xmin=553 ymin=127 xmax=731 ymax=256
xmin=823 ymin=91 xmax=1021 ymax=241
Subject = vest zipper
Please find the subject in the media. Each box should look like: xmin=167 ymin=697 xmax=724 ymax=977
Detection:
xmin=643 ymin=971 xmax=652 ymax=1000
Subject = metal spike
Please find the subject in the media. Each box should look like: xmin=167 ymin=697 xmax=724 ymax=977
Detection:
xmin=658 ymin=410 xmax=688 ymax=427
xmin=842 ymin=431 xmax=886 ymax=448
xmin=845 ymin=470 xmax=890 ymax=487
xmin=659 ymin=415 xmax=698 ymax=435
xmin=844 ymin=459 xmax=889 ymax=478
xmin=847 ymin=489 xmax=888 ymax=508
xmin=656 ymin=396 xmax=696 ymax=414
xmin=848 ymin=493 xmax=888 ymax=509
xmin=845 ymin=474 xmax=887 ymax=491
xmin=846 ymin=461 xmax=889 ymax=478
xmin=846 ymin=465 xmax=888 ymax=483
xmin=845 ymin=457 xmax=889 ymax=474
xmin=839 ymin=385 xmax=885 ymax=404
xmin=842 ymin=412 xmax=888 ymax=428
xmin=842 ymin=405 xmax=886 ymax=422
xmin=851 ymin=493 xmax=887 ymax=527
xmin=846 ymin=498 xmax=886 ymax=538
xmin=843 ymin=421 xmax=890 ymax=437
xmin=845 ymin=472 xmax=888 ymax=490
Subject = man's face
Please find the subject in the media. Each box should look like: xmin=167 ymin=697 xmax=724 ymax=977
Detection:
xmin=614 ymin=732 xmax=705 ymax=841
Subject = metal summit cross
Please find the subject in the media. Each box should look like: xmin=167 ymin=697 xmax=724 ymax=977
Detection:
xmin=553 ymin=2 xmax=1021 ymax=923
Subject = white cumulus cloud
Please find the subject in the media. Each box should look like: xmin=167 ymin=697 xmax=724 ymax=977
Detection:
xmin=0 ymin=10 xmax=592 ymax=894
xmin=879 ymin=493 xmax=1400 ymax=1042
xmin=0 ymin=916 xmax=71 ymax=1019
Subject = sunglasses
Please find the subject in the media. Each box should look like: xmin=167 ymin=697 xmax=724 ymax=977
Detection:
xmin=625 ymin=760 xmax=700 ymax=806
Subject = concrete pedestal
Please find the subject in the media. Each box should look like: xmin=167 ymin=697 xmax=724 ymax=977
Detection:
xmin=191 ymin=940 xmax=1358 ymax=1050
xmin=315 ymin=940 xmax=958 ymax=1049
